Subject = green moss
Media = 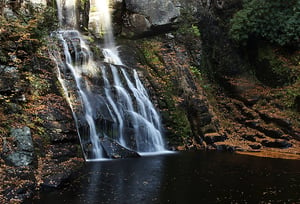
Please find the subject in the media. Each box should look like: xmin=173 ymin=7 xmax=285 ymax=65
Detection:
xmin=26 ymin=73 xmax=51 ymax=96
xmin=137 ymin=39 xmax=192 ymax=146
xmin=189 ymin=66 xmax=202 ymax=80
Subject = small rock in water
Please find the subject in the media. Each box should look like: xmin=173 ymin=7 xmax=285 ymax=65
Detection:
xmin=101 ymin=137 xmax=140 ymax=159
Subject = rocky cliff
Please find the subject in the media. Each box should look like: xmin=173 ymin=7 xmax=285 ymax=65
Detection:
xmin=116 ymin=0 xmax=300 ymax=156
xmin=0 ymin=3 xmax=84 ymax=203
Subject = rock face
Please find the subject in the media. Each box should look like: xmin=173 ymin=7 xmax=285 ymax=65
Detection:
xmin=121 ymin=0 xmax=181 ymax=36
xmin=101 ymin=137 xmax=141 ymax=159
xmin=118 ymin=36 xmax=220 ymax=149
xmin=124 ymin=0 xmax=180 ymax=26
xmin=204 ymin=133 xmax=226 ymax=145
xmin=3 ymin=127 xmax=34 ymax=166
xmin=120 ymin=0 xmax=229 ymax=37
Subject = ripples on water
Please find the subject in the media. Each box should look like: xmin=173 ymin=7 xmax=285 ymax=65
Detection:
xmin=26 ymin=151 xmax=300 ymax=203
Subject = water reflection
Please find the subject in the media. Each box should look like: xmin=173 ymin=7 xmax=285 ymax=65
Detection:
xmin=27 ymin=151 xmax=300 ymax=203
xmin=79 ymin=155 xmax=165 ymax=204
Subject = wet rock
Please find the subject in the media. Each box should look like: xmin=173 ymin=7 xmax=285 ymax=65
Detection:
xmin=204 ymin=133 xmax=226 ymax=144
xmin=39 ymin=105 xmax=78 ymax=143
xmin=213 ymin=142 xmax=236 ymax=152
xmin=2 ymin=127 xmax=34 ymax=166
xmin=258 ymin=110 xmax=292 ymax=129
xmin=3 ymin=181 xmax=35 ymax=202
xmin=42 ymin=172 xmax=72 ymax=188
xmin=101 ymin=137 xmax=141 ymax=159
xmin=295 ymin=95 xmax=300 ymax=112
xmin=245 ymin=121 xmax=285 ymax=139
xmin=50 ymin=144 xmax=80 ymax=162
xmin=249 ymin=143 xmax=262 ymax=150
xmin=15 ymin=182 xmax=35 ymax=201
xmin=197 ymin=113 xmax=213 ymax=127
xmin=261 ymin=139 xmax=292 ymax=149
xmin=41 ymin=158 xmax=84 ymax=189
xmin=241 ymin=134 xmax=256 ymax=142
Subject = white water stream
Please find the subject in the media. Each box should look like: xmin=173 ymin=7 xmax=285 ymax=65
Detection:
xmin=52 ymin=0 xmax=166 ymax=160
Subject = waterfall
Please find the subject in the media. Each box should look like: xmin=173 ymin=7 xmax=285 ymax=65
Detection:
xmin=51 ymin=30 xmax=105 ymax=160
xmin=51 ymin=0 xmax=166 ymax=160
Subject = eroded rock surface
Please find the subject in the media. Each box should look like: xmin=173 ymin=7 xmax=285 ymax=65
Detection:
xmin=2 ymin=127 xmax=34 ymax=167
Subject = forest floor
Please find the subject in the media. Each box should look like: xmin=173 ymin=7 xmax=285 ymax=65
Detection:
xmin=207 ymin=71 xmax=300 ymax=160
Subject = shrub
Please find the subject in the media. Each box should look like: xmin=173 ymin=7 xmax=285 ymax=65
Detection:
xmin=177 ymin=8 xmax=201 ymax=40
xmin=229 ymin=0 xmax=300 ymax=46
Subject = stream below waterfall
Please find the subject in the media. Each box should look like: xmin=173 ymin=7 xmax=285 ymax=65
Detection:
xmin=25 ymin=151 xmax=300 ymax=203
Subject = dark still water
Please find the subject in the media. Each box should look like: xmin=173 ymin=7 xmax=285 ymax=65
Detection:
xmin=27 ymin=151 xmax=300 ymax=203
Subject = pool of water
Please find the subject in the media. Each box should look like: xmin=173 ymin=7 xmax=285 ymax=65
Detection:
xmin=26 ymin=151 xmax=300 ymax=203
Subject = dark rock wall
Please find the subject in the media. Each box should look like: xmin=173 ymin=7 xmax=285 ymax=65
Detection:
xmin=0 ymin=35 xmax=84 ymax=203
xmin=118 ymin=36 xmax=219 ymax=149
xmin=116 ymin=0 xmax=300 ymax=154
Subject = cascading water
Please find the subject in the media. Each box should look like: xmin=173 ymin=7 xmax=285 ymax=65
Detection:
xmin=51 ymin=0 xmax=166 ymax=160
xmin=51 ymin=30 xmax=105 ymax=159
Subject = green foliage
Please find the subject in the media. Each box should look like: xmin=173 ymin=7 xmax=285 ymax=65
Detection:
xmin=178 ymin=24 xmax=201 ymax=38
xmin=190 ymin=66 xmax=202 ymax=79
xmin=191 ymin=25 xmax=201 ymax=37
xmin=229 ymin=0 xmax=300 ymax=46
xmin=142 ymin=48 xmax=161 ymax=65
xmin=177 ymin=8 xmax=201 ymax=39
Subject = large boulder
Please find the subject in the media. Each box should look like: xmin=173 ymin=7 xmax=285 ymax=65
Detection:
xmin=0 ymin=66 xmax=24 ymax=101
xmin=120 ymin=0 xmax=231 ymax=37
xmin=122 ymin=0 xmax=181 ymax=36
xmin=124 ymin=0 xmax=180 ymax=26
xmin=2 ymin=127 xmax=34 ymax=166
xmin=101 ymin=137 xmax=141 ymax=159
